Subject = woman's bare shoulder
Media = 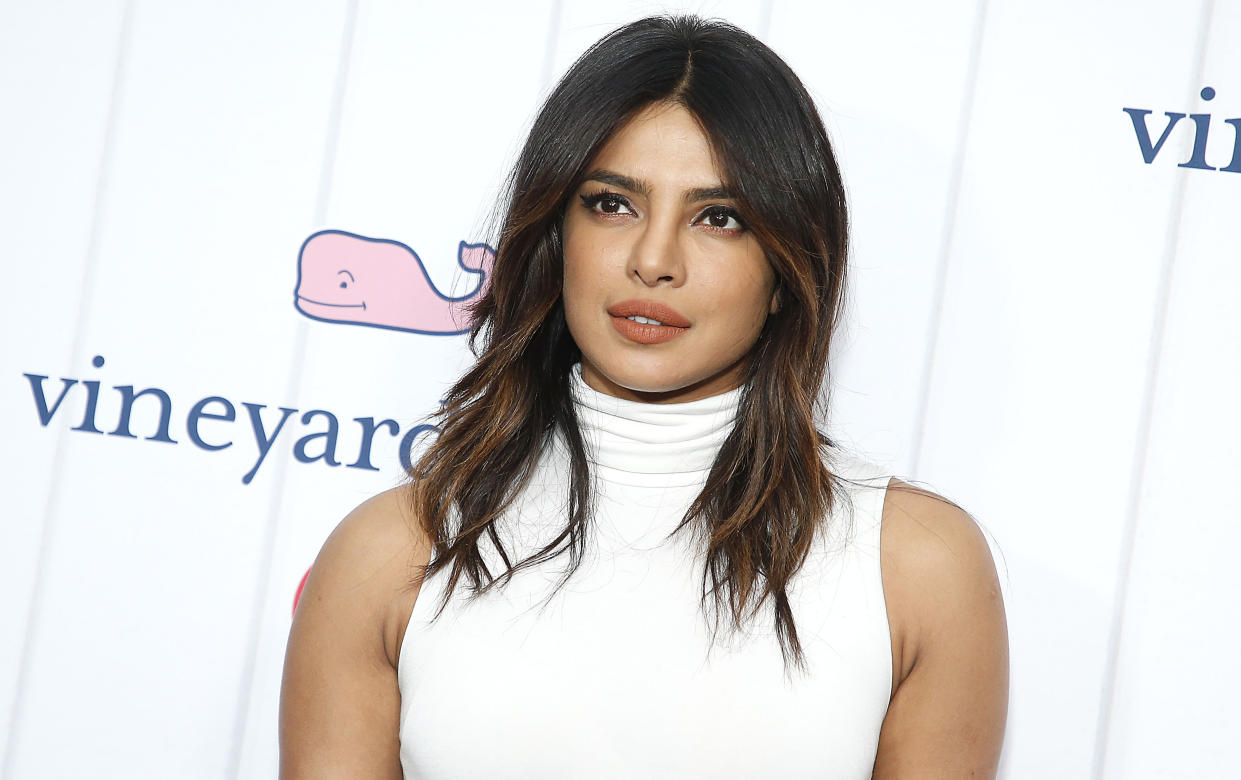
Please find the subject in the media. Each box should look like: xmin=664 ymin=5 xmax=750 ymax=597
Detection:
xmin=307 ymin=483 xmax=432 ymax=668
xmin=279 ymin=483 xmax=431 ymax=777
xmin=874 ymin=478 xmax=1008 ymax=777
xmin=880 ymin=479 xmax=1002 ymax=657
xmin=330 ymin=483 xmax=428 ymax=567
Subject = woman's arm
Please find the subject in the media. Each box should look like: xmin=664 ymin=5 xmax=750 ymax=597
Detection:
xmin=279 ymin=486 xmax=428 ymax=779
xmin=872 ymin=481 xmax=1010 ymax=778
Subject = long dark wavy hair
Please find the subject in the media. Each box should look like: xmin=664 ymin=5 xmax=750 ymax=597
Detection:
xmin=404 ymin=13 xmax=850 ymax=677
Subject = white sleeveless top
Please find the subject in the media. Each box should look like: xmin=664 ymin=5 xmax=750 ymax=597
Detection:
xmin=398 ymin=363 xmax=894 ymax=778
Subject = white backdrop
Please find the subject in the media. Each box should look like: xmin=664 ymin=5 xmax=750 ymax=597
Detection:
xmin=2 ymin=0 xmax=1238 ymax=777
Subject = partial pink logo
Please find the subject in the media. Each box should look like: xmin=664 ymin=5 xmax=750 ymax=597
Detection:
xmin=295 ymin=229 xmax=495 ymax=335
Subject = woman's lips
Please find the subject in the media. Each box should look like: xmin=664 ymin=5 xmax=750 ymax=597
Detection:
xmin=606 ymin=298 xmax=691 ymax=345
xmin=610 ymin=315 xmax=689 ymax=344
xmin=606 ymin=299 xmax=691 ymax=327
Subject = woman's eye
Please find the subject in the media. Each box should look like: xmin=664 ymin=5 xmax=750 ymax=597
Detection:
xmin=694 ymin=206 xmax=746 ymax=232
xmin=579 ymin=192 xmax=634 ymax=216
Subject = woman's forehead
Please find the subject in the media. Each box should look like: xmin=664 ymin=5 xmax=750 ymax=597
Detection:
xmin=584 ymin=103 xmax=728 ymax=194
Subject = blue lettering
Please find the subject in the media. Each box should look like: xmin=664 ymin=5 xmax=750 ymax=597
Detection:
xmin=293 ymin=409 xmax=341 ymax=467
xmin=242 ymin=403 xmax=298 ymax=484
xmin=1123 ymin=109 xmax=1185 ymax=164
xmin=110 ymin=386 xmax=178 ymax=443
xmin=399 ymin=424 xmax=437 ymax=472
xmin=23 ymin=357 xmax=435 ymax=486
xmin=1178 ymin=113 xmax=1216 ymax=170
xmin=1222 ymin=118 xmax=1241 ymax=174
xmin=23 ymin=374 xmax=78 ymax=426
xmin=72 ymin=377 xmax=103 ymax=434
xmin=187 ymin=396 xmax=235 ymax=451
xmin=348 ymin=417 xmax=400 ymax=471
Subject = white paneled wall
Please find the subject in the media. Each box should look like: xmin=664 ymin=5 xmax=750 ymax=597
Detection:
xmin=1 ymin=0 xmax=131 ymax=767
xmin=1 ymin=1 xmax=1236 ymax=778
xmin=913 ymin=1 xmax=1221 ymax=776
xmin=1099 ymin=1 xmax=1241 ymax=776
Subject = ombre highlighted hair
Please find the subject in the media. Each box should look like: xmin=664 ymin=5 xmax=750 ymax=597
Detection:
xmin=405 ymin=13 xmax=850 ymax=677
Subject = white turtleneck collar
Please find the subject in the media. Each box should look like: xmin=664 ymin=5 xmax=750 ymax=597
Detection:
xmin=567 ymin=361 xmax=745 ymax=488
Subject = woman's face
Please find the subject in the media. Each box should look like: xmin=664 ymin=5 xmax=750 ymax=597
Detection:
xmin=562 ymin=101 xmax=778 ymax=404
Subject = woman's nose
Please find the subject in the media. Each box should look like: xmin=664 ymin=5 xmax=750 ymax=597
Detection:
xmin=628 ymin=212 xmax=684 ymax=286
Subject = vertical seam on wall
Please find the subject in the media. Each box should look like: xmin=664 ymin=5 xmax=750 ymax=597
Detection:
xmin=0 ymin=1 xmax=135 ymax=776
xmin=540 ymin=0 xmax=564 ymax=89
xmin=224 ymin=0 xmax=361 ymax=776
xmin=757 ymin=0 xmax=775 ymax=41
xmin=908 ymin=0 xmax=990 ymax=476
xmin=1091 ymin=1 xmax=1215 ymax=776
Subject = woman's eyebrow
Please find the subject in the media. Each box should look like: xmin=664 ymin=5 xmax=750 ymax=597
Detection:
xmin=583 ymin=168 xmax=733 ymax=203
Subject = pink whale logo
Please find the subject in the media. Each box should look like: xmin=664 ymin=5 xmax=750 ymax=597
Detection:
xmin=294 ymin=229 xmax=495 ymax=335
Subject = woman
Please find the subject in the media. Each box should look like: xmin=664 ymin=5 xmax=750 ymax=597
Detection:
xmin=280 ymin=14 xmax=1008 ymax=779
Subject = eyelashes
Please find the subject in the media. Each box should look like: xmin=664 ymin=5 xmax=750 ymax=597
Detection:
xmin=578 ymin=191 xmax=633 ymax=215
xmin=577 ymin=190 xmax=747 ymax=233
xmin=696 ymin=204 xmax=748 ymax=232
